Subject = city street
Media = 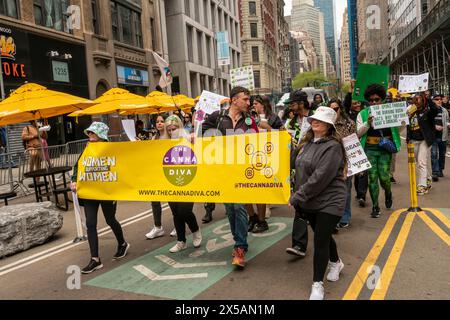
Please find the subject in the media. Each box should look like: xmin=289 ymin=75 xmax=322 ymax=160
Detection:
xmin=0 ymin=141 xmax=449 ymax=300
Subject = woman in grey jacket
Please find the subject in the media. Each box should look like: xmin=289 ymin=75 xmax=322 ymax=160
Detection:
xmin=289 ymin=107 xmax=347 ymax=300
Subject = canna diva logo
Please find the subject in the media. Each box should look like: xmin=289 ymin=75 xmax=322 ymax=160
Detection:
xmin=163 ymin=146 xmax=198 ymax=186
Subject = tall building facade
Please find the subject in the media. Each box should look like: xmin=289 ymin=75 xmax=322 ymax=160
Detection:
xmin=291 ymin=30 xmax=319 ymax=73
xmin=313 ymin=0 xmax=337 ymax=69
xmin=165 ymin=0 xmax=241 ymax=97
xmin=289 ymin=32 xmax=300 ymax=78
xmin=239 ymin=0 xmax=280 ymax=94
xmin=340 ymin=8 xmax=351 ymax=83
xmin=347 ymin=0 xmax=358 ymax=78
xmin=290 ymin=0 xmax=328 ymax=76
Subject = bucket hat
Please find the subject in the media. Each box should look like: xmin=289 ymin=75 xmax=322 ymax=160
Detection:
xmin=307 ymin=106 xmax=337 ymax=129
xmin=84 ymin=122 xmax=109 ymax=141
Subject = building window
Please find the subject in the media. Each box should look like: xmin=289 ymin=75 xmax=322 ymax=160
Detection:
xmin=184 ymin=0 xmax=190 ymax=16
xmin=110 ymin=1 xmax=143 ymax=48
xmin=254 ymin=70 xmax=261 ymax=88
xmin=206 ymin=35 xmax=211 ymax=67
xmin=197 ymin=31 xmax=203 ymax=65
xmin=187 ymin=25 xmax=194 ymax=62
xmin=250 ymin=23 xmax=257 ymax=38
xmin=194 ymin=0 xmax=200 ymax=22
xmin=0 ymin=0 xmax=18 ymax=18
xmin=252 ymin=46 xmax=259 ymax=62
xmin=150 ymin=17 xmax=156 ymax=50
xmin=91 ymin=0 xmax=100 ymax=34
xmin=249 ymin=1 xmax=256 ymax=16
xmin=203 ymin=0 xmax=209 ymax=27
xmin=34 ymin=0 xmax=70 ymax=33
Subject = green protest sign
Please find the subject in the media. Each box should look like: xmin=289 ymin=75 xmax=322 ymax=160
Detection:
xmin=353 ymin=64 xmax=389 ymax=101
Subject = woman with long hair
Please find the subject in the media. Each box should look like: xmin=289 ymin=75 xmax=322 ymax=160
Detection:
xmin=165 ymin=115 xmax=202 ymax=253
xmin=70 ymin=122 xmax=129 ymax=274
xmin=145 ymin=114 xmax=177 ymax=239
xmin=289 ymin=107 xmax=347 ymax=300
xmin=247 ymin=95 xmax=283 ymax=233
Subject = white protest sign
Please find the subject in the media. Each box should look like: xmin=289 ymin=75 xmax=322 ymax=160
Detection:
xmin=299 ymin=117 xmax=311 ymax=142
xmin=230 ymin=66 xmax=255 ymax=90
xmin=371 ymin=101 xmax=409 ymax=130
xmin=343 ymin=133 xmax=372 ymax=177
xmin=195 ymin=90 xmax=227 ymax=115
xmin=121 ymin=119 xmax=137 ymax=141
xmin=398 ymin=73 xmax=429 ymax=93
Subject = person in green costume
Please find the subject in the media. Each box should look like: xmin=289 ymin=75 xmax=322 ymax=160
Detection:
xmin=356 ymin=84 xmax=401 ymax=218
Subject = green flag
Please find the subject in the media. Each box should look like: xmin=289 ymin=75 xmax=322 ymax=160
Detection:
xmin=353 ymin=64 xmax=389 ymax=101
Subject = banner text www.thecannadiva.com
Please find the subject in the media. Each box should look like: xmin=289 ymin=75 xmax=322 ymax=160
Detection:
xmin=138 ymin=190 xmax=220 ymax=197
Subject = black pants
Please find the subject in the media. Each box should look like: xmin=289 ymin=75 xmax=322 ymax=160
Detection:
xmin=204 ymin=203 xmax=215 ymax=212
xmin=151 ymin=202 xmax=162 ymax=227
xmin=354 ymin=171 xmax=368 ymax=200
xmin=169 ymin=202 xmax=199 ymax=242
xmin=291 ymin=209 xmax=308 ymax=251
xmin=305 ymin=211 xmax=341 ymax=282
xmin=84 ymin=199 xmax=125 ymax=258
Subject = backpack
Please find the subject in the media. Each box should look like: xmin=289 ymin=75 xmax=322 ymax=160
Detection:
xmin=22 ymin=126 xmax=30 ymax=149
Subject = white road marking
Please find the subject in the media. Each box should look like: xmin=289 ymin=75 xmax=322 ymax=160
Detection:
xmin=155 ymin=254 xmax=227 ymax=268
xmin=0 ymin=205 xmax=170 ymax=277
xmin=133 ymin=264 xmax=208 ymax=280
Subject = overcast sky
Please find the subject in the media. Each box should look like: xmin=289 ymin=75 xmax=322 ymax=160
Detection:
xmin=284 ymin=0 xmax=348 ymax=38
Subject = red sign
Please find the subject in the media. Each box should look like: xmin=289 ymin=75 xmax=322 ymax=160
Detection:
xmin=0 ymin=34 xmax=26 ymax=79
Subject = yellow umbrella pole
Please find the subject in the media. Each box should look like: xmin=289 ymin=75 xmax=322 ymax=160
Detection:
xmin=407 ymin=143 xmax=421 ymax=212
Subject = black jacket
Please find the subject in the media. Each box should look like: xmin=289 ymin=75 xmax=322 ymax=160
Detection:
xmin=202 ymin=109 xmax=256 ymax=136
xmin=407 ymin=98 xmax=439 ymax=146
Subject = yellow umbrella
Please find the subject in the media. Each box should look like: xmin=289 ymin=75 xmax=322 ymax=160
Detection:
xmin=68 ymin=88 xmax=154 ymax=116
xmin=0 ymin=83 xmax=95 ymax=125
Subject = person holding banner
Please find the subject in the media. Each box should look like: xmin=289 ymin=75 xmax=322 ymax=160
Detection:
xmin=164 ymin=115 xmax=202 ymax=253
xmin=328 ymin=99 xmax=356 ymax=229
xmin=406 ymin=93 xmax=439 ymax=195
xmin=202 ymin=86 xmax=256 ymax=268
xmin=70 ymin=122 xmax=130 ymax=274
xmin=356 ymin=84 xmax=401 ymax=218
xmin=289 ymin=107 xmax=346 ymax=300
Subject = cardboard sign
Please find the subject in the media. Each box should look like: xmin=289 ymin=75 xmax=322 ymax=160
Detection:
xmin=398 ymin=73 xmax=429 ymax=93
xmin=195 ymin=90 xmax=227 ymax=115
xmin=230 ymin=66 xmax=255 ymax=91
xmin=353 ymin=64 xmax=389 ymax=102
xmin=371 ymin=102 xmax=409 ymax=130
xmin=121 ymin=119 xmax=137 ymax=141
xmin=343 ymin=133 xmax=372 ymax=177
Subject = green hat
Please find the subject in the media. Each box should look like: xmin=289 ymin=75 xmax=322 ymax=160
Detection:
xmin=84 ymin=122 xmax=109 ymax=141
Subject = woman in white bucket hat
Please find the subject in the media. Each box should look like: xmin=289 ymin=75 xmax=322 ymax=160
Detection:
xmin=289 ymin=107 xmax=347 ymax=300
xmin=70 ymin=122 xmax=130 ymax=274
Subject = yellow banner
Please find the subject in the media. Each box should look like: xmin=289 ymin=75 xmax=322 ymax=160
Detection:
xmin=77 ymin=131 xmax=291 ymax=204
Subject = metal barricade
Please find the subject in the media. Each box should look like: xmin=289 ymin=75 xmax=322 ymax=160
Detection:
xmin=65 ymin=139 xmax=88 ymax=168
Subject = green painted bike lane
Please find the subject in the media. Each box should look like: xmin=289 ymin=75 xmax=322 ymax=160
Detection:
xmin=85 ymin=217 xmax=293 ymax=300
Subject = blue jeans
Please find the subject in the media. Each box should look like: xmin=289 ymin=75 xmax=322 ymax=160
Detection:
xmin=224 ymin=203 xmax=248 ymax=251
xmin=340 ymin=178 xmax=352 ymax=224
xmin=431 ymin=139 xmax=446 ymax=174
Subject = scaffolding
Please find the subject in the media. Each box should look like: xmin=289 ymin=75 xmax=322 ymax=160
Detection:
xmin=389 ymin=0 xmax=450 ymax=94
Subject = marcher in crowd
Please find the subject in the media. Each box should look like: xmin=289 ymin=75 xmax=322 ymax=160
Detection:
xmin=431 ymin=94 xmax=449 ymax=180
xmin=344 ymin=80 xmax=369 ymax=207
xmin=145 ymin=114 xmax=177 ymax=239
xmin=183 ymin=113 xmax=194 ymax=133
xmin=312 ymin=94 xmax=324 ymax=110
xmin=165 ymin=115 xmax=202 ymax=253
xmin=442 ymin=95 xmax=449 ymax=111
xmin=202 ymin=86 xmax=257 ymax=268
xmin=285 ymin=90 xmax=314 ymax=148
xmin=247 ymin=95 xmax=283 ymax=233
xmin=135 ymin=120 xmax=149 ymax=140
xmin=328 ymin=99 xmax=356 ymax=229
xmin=70 ymin=122 xmax=130 ymax=274
xmin=289 ymin=107 xmax=346 ymax=300
xmin=406 ymin=93 xmax=438 ymax=195
xmin=357 ymin=84 xmax=401 ymax=218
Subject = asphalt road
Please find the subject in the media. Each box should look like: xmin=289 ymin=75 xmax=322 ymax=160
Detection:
xmin=1 ymin=142 xmax=449 ymax=300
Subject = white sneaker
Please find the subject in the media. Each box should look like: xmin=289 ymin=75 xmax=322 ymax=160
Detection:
xmin=309 ymin=282 xmax=324 ymax=300
xmin=145 ymin=226 xmax=165 ymax=239
xmin=326 ymin=259 xmax=344 ymax=282
xmin=192 ymin=230 xmax=202 ymax=248
xmin=169 ymin=241 xmax=187 ymax=253
xmin=170 ymin=228 xmax=177 ymax=237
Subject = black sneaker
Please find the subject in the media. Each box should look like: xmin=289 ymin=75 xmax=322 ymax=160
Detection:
xmin=337 ymin=222 xmax=349 ymax=228
xmin=252 ymin=220 xmax=269 ymax=233
xmin=81 ymin=259 xmax=103 ymax=274
xmin=113 ymin=242 xmax=130 ymax=260
xmin=202 ymin=211 xmax=213 ymax=223
xmin=286 ymin=246 xmax=306 ymax=257
xmin=358 ymin=198 xmax=366 ymax=208
xmin=390 ymin=176 xmax=397 ymax=184
xmin=385 ymin=192 xmax=393 ymax=209
xmin=248 ymin=216 xmax=258 ymax=232
xmin=371 ymin=207 xmax=381 ymax=218
xmin=438 ymin=171 xmax=444 ymax=178
xmin=432 ymin=175 xmax=439 ymax=182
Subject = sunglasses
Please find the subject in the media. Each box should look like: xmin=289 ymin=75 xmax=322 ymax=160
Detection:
xmin=369 ymin=98 xmax=382 ymax=103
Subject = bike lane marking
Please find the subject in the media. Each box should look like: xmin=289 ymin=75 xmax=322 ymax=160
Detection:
xmin=85 ymin=217 xmax=292 ymax=300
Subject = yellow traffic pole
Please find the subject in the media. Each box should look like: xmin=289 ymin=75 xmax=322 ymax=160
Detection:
xmin=407 ymin=143 xmax=421 ymax=212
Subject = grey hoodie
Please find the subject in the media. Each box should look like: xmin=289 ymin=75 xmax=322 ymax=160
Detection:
xmin=290 ymin=137 xmax=347 ymax=217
